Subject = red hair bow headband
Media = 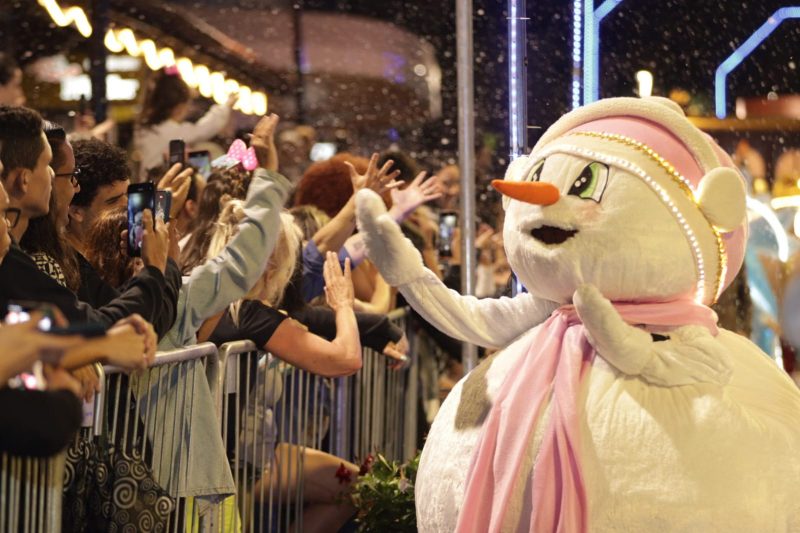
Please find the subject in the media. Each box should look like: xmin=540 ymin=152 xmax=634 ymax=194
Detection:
xmin=211 ymin=139 xmax=258 ymax=171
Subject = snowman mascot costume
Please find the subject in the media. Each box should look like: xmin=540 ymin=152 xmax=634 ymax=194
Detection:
xmin=355 ymin=97 xmax=800 ymax=532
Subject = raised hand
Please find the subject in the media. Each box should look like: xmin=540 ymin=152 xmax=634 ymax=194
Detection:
xmin=250 ymin=113 xmax=280 ymax=171
xmin=141 ymin=209 xmax=169 ymax=273
xmin=157 ymin=163 xmax=193 ymax=219
xmin=345 ymin=153 xmax=401 ymax=195
xmin=388 ymin=171 xmax=443 ymax=222
xmin=323 ymin=253 xmax=354 ymax=312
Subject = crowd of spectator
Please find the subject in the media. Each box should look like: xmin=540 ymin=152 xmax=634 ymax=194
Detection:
xmin=0 ymin=54 xmax=514 ymax=530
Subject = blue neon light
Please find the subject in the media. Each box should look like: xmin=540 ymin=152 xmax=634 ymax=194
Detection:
xmin=582 ymin=0 xmax=626 ymax=105
xmin=714 ymin=7 xmax=800 ymax=118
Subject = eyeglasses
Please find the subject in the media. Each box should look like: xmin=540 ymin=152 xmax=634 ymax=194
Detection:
xmin=54 ymin=167 xmax=81 ymax=188
xmin=3 ymin=207 xmax=20 ymax=229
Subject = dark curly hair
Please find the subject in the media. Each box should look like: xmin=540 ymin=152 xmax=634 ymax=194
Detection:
xmin=71 ymin=138 xmax=130 ymax=207
xmin=140 ymin=70 xmax=191 ymax=127
xmin=84 ymin=207 xmax=135 ymax=288
xmin=0 ymin=105 xmax=45 ymax=176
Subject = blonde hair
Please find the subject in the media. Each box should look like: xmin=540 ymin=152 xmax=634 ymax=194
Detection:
xmin=206 ymin=201 xmax=302 ymax=325
xmin=288 ymin=204 xmax=331 ymax=242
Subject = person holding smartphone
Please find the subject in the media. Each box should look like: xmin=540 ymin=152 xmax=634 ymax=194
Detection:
xmin=0 ymin=107 xmax=180 ymax=341
xmin=135 ymin=70 xmax=235 ymax=179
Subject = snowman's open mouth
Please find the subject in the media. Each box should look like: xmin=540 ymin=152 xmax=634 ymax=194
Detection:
xmin=530 ymin=225 xmax=578 ymax=245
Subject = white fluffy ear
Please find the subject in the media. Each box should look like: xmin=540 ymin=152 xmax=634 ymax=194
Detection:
xmin=501 ymin=155 xmax=530 ymax=210
xmin=696 ymin=167 xmax=746 ymax=232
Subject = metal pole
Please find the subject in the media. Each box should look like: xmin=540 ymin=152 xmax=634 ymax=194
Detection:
xmin=508 ymin=0 xmax=529 ymax=297
xmin=456 ymin=0 xmax=478 ymax=372
xmin=508 ymin=0 xmax=528 ymax=159
xmin=571 ymin=0 xmax=583 ymax=108
xmin=89 ymin=0 xmax=108 ymax=122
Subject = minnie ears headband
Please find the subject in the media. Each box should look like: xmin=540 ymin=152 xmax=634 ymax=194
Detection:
xmin=211 ymin=139 xmax=259 ymax=171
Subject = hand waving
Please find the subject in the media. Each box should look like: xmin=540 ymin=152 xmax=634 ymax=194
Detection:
xmin=157 ymin=163 xmax=193 ymax=219
xmin=323 ymin=253 xmax=354 ymax=311
xmin=345 ymin=153 xmax=401 ymax=195
xmin=388 ymin=172 xmax=443 ymax=222
xmin=250 ymin=113 xmax=280 ymax=171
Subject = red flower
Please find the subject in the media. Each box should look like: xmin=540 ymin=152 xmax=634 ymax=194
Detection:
xmin=359 ymin=454 xmax=375 ymax=476
xmin=335 ymin=463 xmax=353 ymax=484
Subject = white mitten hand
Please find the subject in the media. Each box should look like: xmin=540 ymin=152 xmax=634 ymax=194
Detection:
xmin=355 ymin=189 xmax=426 ymax=286
xmin=574 ymin=284 xmax=731 ymax=387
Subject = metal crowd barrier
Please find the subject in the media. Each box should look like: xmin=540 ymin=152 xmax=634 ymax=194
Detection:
xmin=98 ymin=342 xmax=220 ymax=533
xmin=212 ymin=308 xmax=419 ymax=532
xmin=0 ymin=451 xmax=65 ymax=532
xmin=1 ymin=309 xmax=422 ymax=533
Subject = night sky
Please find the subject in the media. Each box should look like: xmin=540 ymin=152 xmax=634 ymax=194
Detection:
xmin=4 ymin=0 xmax=798 ymax=163
xmin=288 ymin=0 xmax=800 ymax=156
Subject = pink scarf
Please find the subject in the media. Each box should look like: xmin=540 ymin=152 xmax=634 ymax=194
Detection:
xmin=454 ymin=301 xmax=719 ymax=533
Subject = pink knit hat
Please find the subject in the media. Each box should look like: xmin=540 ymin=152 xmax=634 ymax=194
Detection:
xmin=525 ymin=97 xmax=747 ymax=304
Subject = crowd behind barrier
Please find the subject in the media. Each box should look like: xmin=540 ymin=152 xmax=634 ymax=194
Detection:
xmin=0 ymin=308 xmax=420 ymax=532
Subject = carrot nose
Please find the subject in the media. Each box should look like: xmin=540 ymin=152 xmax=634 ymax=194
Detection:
xmin=491 ymin=179 xmax=560 ymax=206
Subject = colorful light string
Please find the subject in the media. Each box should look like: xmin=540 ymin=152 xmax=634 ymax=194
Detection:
xmin=38 ymin=0 xmax=268 ymax=115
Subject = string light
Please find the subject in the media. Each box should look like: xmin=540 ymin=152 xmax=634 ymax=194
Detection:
xmin=571 ymin=0 xmax=582 ymax=108
xmin=636 ymin=70 xmax=653 ymax=98
xmin=37 ymin=0 xmax=92 ymax=37
xmin=38 ymin=2 xmax=268 ymax=115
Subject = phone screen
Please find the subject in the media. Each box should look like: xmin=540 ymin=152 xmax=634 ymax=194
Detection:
xmin=5 ymin=303 xmax=53 ymax=330
xmin=127 ymin=184 xmax=154 ymax=257
xmin=5 ymin=303 xmax=62 ymax=368
xmin=310 ymin=142 xmax=337 ymax=162
xmin=188 ymin=150 xmax=212 ymax=178
xmin=155 ymin=190 xmax=172 ymax=223
xmin=438 ymin=212 xmax=458 ymax=258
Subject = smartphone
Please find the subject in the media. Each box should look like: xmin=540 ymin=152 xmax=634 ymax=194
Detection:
xmin=438 ymin=211 xmax=459 ymax=258
xmin=168 ymin=139 xmax=186 ymax=167
xmin=188 ymin=150 xmax=212 ymax=179
xmin=5 ymin=302 xmax=56 ymax=330
xmin=5 ymin=302 xmax=61 ymax=366
xmin=155 ymin=190 xmax=172 ymax=223
xmin=78 ymin=94 xmax=88 ymax=115
xmin=127 ymin=182 xmax=155 ymax=257
xmin=46 ymin=322 xmax=107 ymax=338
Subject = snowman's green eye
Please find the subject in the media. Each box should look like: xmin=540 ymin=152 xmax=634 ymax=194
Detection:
xmin=525 ymin=160 xmax=545 ymax=182
xmin=568 ymin=162 xmax=609 ymax=202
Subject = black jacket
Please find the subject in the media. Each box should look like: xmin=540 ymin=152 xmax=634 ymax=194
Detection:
xmin=290 ymin=307 xmax=404 ymax=353
xmin=0 ymin=388 xmax=81 ymax=457
xmin=0 ymin=244 xmax=181 ymax=339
